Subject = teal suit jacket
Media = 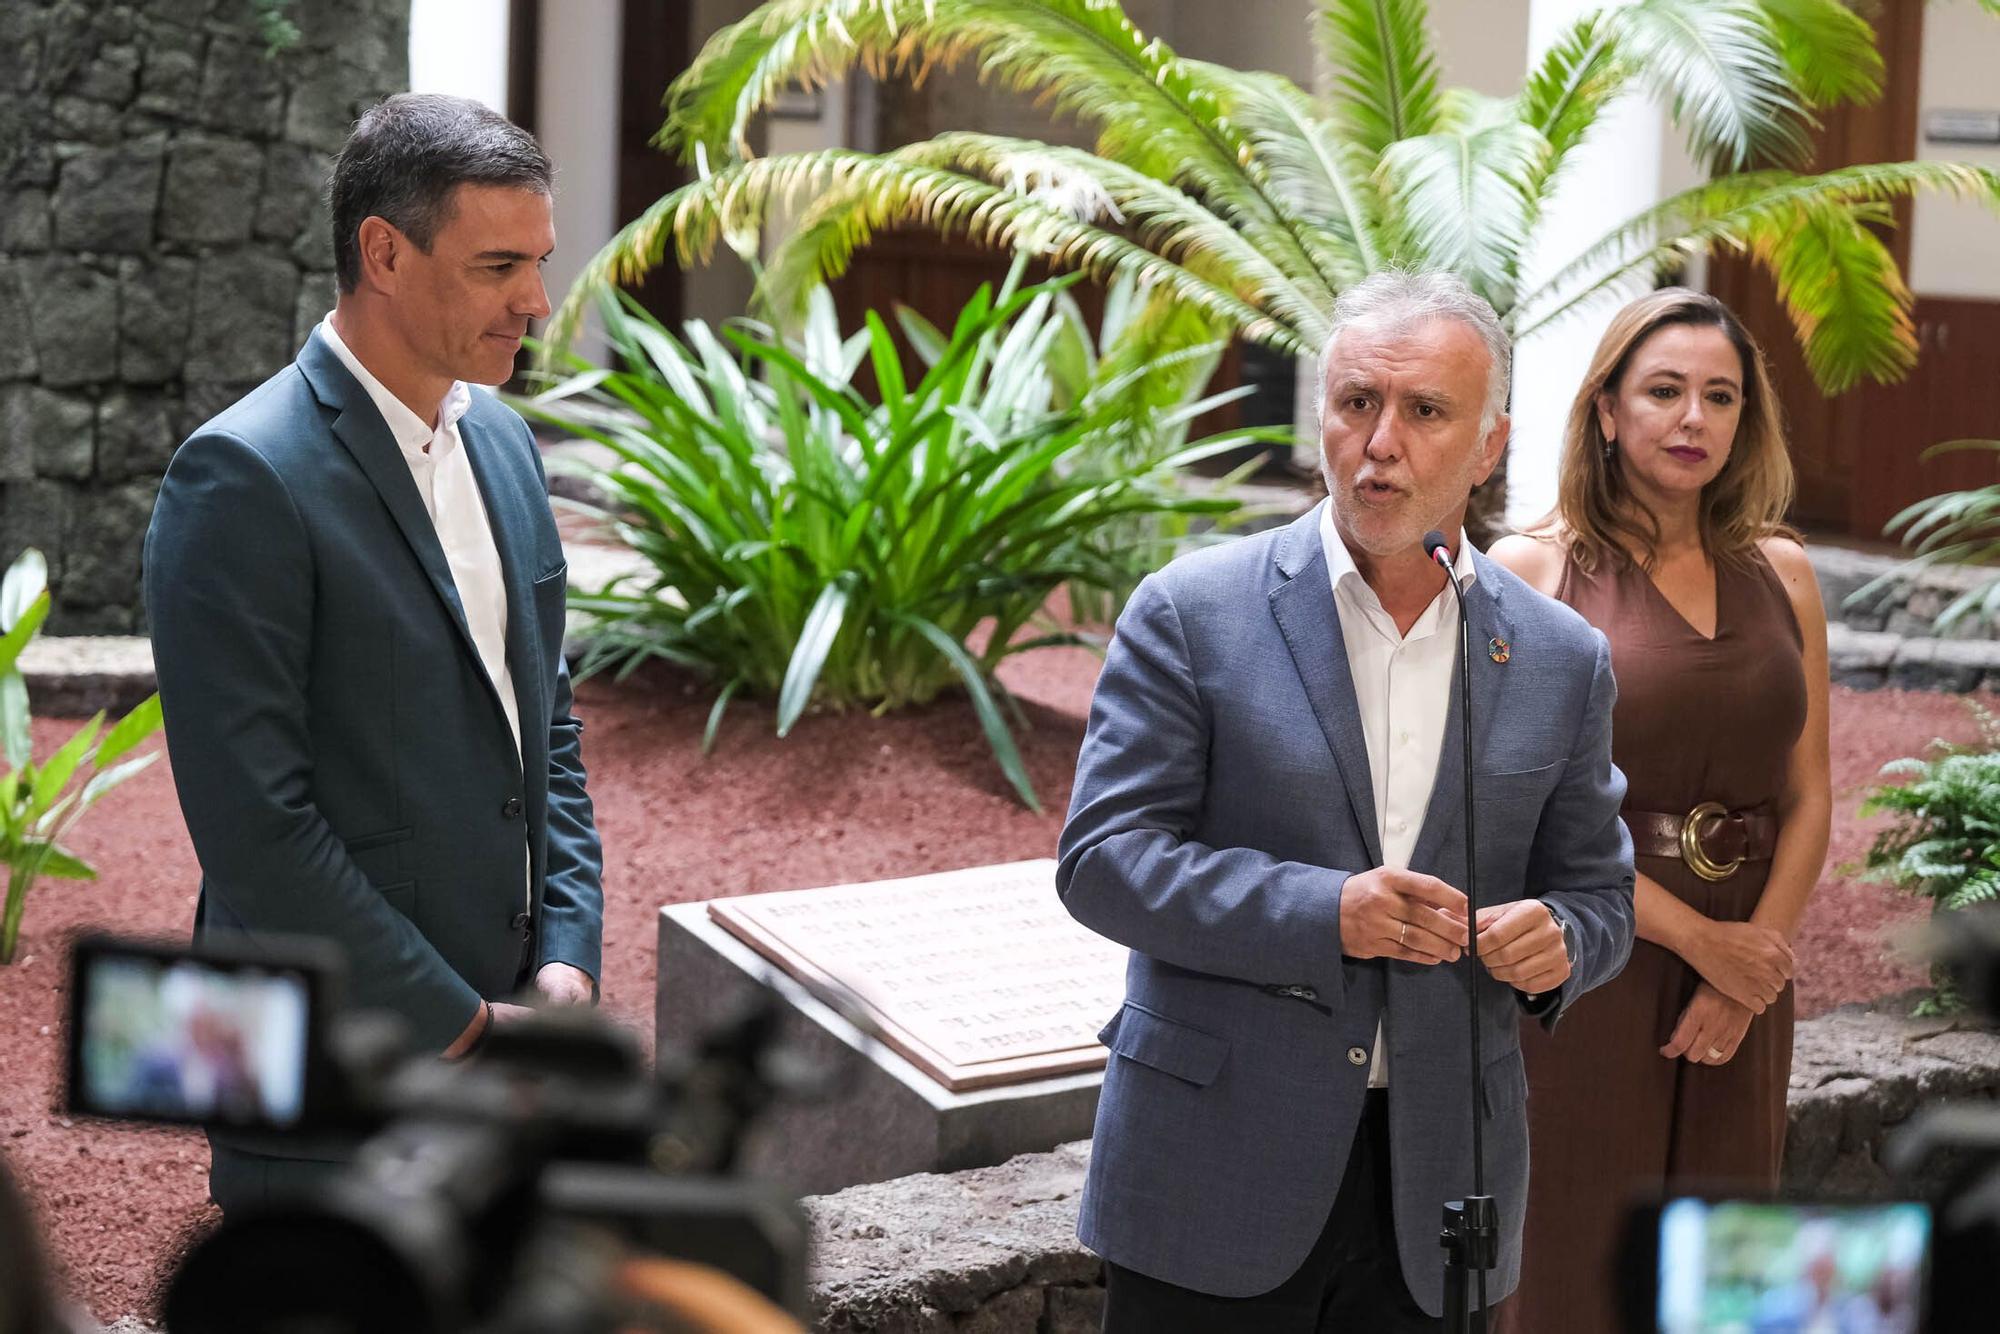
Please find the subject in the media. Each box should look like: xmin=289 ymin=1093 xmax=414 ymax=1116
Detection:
xmin=144 ymin=328 xmax=604 ymax=1059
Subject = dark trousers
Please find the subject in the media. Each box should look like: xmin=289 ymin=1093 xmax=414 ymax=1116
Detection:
xmin=1102 ymin=1090 xmax=1443 ymax=1333
xmin=209 ymin=1141 xmax=352 ymax=1217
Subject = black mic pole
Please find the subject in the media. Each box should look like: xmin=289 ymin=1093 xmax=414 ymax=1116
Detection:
xmin=1425 ymin=529 xmax=1495 ymax=1334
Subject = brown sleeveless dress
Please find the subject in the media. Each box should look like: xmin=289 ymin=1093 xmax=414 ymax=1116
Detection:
xmin=1502 ymin=549 xmax=1807 ymax=1334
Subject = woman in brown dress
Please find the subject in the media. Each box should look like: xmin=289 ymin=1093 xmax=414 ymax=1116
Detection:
xmin=1491 ymin=289 xmax=1830 ymax=1334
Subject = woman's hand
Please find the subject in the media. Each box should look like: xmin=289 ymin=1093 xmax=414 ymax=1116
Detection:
xmin=1661 ymin=981 xmax=1755 ymax=1065
xmin=1684 ymin=919 xmax=1794 ymax=1013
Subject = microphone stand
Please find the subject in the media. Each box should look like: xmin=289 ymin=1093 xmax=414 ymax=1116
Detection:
xmin=1425 ymin=530 xmax=1494 ymax=1334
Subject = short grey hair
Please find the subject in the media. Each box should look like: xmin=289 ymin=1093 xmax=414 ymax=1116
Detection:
xmin=1317 ymin=270 xmax=1512 ymax=437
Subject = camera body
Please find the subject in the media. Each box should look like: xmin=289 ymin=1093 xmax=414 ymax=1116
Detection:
xmin=65 ymin=933 xmax=810 ymax=1334
xmin=1618 ymin=914 xmax=2000 ymax=1333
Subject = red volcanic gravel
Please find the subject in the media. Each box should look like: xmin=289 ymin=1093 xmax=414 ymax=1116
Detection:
xmin=0 ymin=655 xmax=1979 ymax=1324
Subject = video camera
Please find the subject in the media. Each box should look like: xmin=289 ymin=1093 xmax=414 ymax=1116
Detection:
xmin=63 ymin=932 xmax=815 ymax=1334
xmin=1618 ymin=910 xmax=2000 ymax=1333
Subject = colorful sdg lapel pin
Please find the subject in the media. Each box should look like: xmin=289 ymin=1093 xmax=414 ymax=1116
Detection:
xmin=1488 ymin=636 xmax=1510 ymax=664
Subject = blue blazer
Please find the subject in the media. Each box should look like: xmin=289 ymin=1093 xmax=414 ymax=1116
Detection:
xmin=1057 ymin=506 xmax=1635 ymax=1313
xmin=144 ymin=328 xmax=604 ymax=1053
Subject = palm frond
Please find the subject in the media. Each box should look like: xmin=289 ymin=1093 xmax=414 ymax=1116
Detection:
xmin=1755 ymin=0 xmax=1883 ymax=109
xmin=1313 ymin=0 xmax=1443 ymax=156
xmin=1513 ymin=161 xmax=2000 ymax=392
xmin=1515 ymin=11 xmax=1628 ymax=188
xmin=1202 ymin=66 xmax=1386 ymax=281
xmin=830 ymin=132 xmax=1336 ymax=342
xmin=661 ymin=0 xmax=1345 ymax=297
xmin=1754 ymin=196 xmax=1910 ymax=392
xmin=1379 ymin=92 xmax=1550 ymax=311
xmin=542 ymin=151 xmax=1299 ymax=362
xmin=1608 ymin=0 xmax=1816 ymax=171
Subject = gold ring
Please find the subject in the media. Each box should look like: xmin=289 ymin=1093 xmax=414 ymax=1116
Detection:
xmin=1681 ymin=801 xmax=1744 ymax=882
xmin=1398 ymin=921 xmax=1408 ymax=947
xmin=1706 ymin=1046 xmax=1726 ymax=1059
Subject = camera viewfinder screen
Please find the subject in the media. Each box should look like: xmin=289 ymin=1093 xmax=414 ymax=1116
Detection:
xmin=76 ymin=953 xmax=310 ymax=1128
xmin=1656 ymin=1198 xmax=1929 ymax=1334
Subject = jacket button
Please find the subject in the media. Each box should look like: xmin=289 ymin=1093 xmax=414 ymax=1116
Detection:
xmin=501 ymin=796 xmax=523 ymax=820
xmin=1346 ymin=1046 xmax=1368 ymax=1066
xmin=510 ymin=911 xmax=531 ymax=932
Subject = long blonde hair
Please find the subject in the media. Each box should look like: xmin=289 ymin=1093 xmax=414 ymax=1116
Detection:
xmin=1553 ymin=288 xmax=1793 ymax=572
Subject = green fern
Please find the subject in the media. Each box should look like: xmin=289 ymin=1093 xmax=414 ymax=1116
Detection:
xmin=1858 ymin=702 xmax=2000 ymax=1013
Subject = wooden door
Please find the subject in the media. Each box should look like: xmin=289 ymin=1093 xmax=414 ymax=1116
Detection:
xmin=1851 ymin=298 xmax=2000 ymax=538
xmin=1707 ymin=0 xmax=1924 ymax=537
xmin=617 ymin=0 xmax=692 ymax=328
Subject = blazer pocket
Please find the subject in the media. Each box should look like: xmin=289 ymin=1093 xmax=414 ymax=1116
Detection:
xmin=1481 ymin=1047 xmax=1527 ymax=1119
xmin=1104 ymin=1002 xmax=1230 ymax=1087
xmin=1476 ymin=758 xmax=1566 ymax=805
xmin=532 ymin=563 xmax=568 ymax=665
xmin=343 ymin=826 xmax=413 ymax=853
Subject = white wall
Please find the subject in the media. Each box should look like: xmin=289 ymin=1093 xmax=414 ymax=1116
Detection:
xmin=407 ymin=0 xmax=511 ymax=112
xmin=1909 ymin=3 xmax=2000 ymax=300
xmin=1172 ymin=0 xmax=1317 ymax=87
xmin=1506 ymin=1 xmax=1668 ymax=528
xmin=1427 ymin=0 xmax=1532 ymax=99
xmin=535 ymin=0 xmax=622 ymax=356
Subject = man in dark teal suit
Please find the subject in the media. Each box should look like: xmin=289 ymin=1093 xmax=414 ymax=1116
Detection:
xmin=144 ymin=94 xmax=605 ymax=1213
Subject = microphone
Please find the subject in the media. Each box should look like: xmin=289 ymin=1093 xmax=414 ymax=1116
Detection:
xmin=1425 ymin=528 xmax=1495 ymax=1333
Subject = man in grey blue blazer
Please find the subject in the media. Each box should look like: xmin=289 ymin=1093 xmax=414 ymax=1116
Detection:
xmin=1059 ymin=271 xmax=1635 ymax=1329
xmin=144 ymin=95 xmax=604 ymax=1214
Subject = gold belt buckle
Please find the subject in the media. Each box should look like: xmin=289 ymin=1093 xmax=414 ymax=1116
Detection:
xmin=1680 ymin=800 xmax=1743 ymax=882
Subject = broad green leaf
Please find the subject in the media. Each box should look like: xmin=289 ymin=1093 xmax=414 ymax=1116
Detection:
xmin=887 ymin=609 xmax=1040 ymax=813
xmin=29 ymin=712 xmax=103 ymax=822
xmin=78 ymin=751 xmax=159 ymax=809
xmin=0 ymin=671 xmax=27 ymax=772
xmin=26 ymin=840 xmax=95 ymax=881
xmin=0 ymin=590 xmax=50 ymax=677
xmin=96 ymin=693 xmax=162 ymax=768
xmin=776 ymin=577 xmax=852 ymax=737
xmin=0 ymin=549 xmax=47 ymax=633
xmin=703 ymin=677 xmax=746 ymax=756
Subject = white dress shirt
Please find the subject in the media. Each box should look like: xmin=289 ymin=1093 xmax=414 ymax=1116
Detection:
xmin=321 ymin=317 xmax=531 ymax=910
xmin=321 ymin=317 xmax=522 ymax=757
xmin=1319 ymin=501 xmax=1477 ymax=1088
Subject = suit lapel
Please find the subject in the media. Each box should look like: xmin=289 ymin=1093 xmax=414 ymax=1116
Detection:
xmin=1409 ymin=551 xmax=1514 ymax=871
xmin=300 ymin=334 xmax=537 ymax=776
xmin=300 ymin=332 xmax=488 ymax=670
xmin=1268 ymin=511 xmax=1383 ymax=867
xmin=460 ymin=407 xmax=545 ymax=782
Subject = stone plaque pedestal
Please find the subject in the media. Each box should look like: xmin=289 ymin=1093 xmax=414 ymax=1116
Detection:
xmin=655 ymin=860 xmax=1121 ymax=1196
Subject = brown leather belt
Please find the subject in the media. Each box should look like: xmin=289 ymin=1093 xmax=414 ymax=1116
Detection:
xmin=1625 ymin=803 xmax=1778 ymax=882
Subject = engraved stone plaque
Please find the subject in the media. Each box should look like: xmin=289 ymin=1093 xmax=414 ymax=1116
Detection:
xmin=706 ymin=858 xmax=1127 ymax=1092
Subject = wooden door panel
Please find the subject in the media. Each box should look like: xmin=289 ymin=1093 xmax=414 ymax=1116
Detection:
xmin=1707 ymin=0 xmax=1924 ymax=537
xmin=1851 ymin=298 xmax=2000 ymax=537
